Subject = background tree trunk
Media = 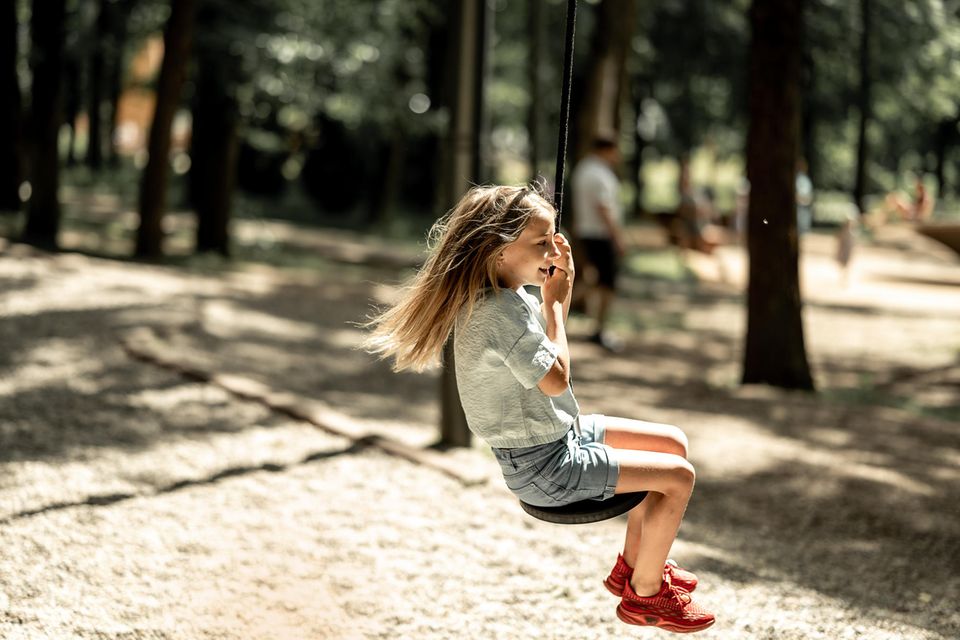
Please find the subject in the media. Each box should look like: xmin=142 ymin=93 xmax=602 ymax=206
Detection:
xmin=800 ymin=44 xmax=817 ymax=215
xmin=852 ymin=0 xmax=871 ymax=213
xmin=106 ymin=0 xmax=134 ymax=167
xmin=527 ymin=0 xmax=543 ymax=180
xmin=135 ymin=0 xmax=197 ymax=258
xmin=0 ymin=0 xmax=22 ymax=212
xmin=573 ymin=0 xmax=636 ymax=161
xmin=437 ymin=0 xmax=490 ymax=447
xmin=933 ymin=116 xmax=959 ymax=198
xmin=192 ymin=54 xmax=238 ymax=256
xmin=22 ymin=0 xmax=68 ymax=249
xmin=742 ymin=0 xmax=814 ymax=390
xmin=63 ymin=56 xmax=82 ymax=167
xmin=630 ymin=72 xmax=650 ymax=218
xmin=86 ymin=0 xmax=108 ymax=170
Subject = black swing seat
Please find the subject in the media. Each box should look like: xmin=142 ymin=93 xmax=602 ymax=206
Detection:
xmin=519 ymin=491 xmax=647 ymax=525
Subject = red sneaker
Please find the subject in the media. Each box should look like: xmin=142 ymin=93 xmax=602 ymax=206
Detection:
xmin=604 ymin=555 xmax=699 ymax=596
xmin=617 ymin=579 xmax=715 ymax=633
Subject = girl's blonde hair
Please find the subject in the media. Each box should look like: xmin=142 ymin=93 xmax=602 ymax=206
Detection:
xmin=365 ymin=183 xmax=554 ymax=372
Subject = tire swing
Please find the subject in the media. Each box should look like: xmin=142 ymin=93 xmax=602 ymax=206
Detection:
xmin=516 ymin=0 xmax=646 ymax=525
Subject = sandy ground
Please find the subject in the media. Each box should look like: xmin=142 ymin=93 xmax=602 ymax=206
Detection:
xmin=1 ymin=218 xmax=959 ymax=639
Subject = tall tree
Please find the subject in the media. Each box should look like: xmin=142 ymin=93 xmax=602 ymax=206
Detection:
xmin=106 ymin=0 xmax=135 ymax=166
xmin=742 ymin=0 xmax=814 ymax=390
xmin=86 ymin=0 xmax=109 ymax=170
xmin=135 ymin=0 xmax=197 ymax=258
xmin=0 ymin=0 xmax=22 ymax=212
xmin=437 ymin=0 xmax=490 ymax=447
xmin=527 ymin=0 xmax=544 ymax=179
xmin=190 ymin=0 xmax=243 ymax=256
xmin=573 ymin=0 xmax=636 ymax=160
xmin=22 ymin=0 xmax=68 ymax=249
xmin=191 ymin=59 xmax=238 ymax=256
xmin=852 ymin=0 xmax=871 ymax=213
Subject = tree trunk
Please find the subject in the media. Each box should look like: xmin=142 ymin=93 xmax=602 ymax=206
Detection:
xmin=630 ymin=73 xmax=650 ymax=218
xmin=437 ymin=0 xmax=490 ymax=447
xmin=742 ymin=0 xmax=814 ymax=390
xmin=527 ymin=0 xmax=543 ymax=179
xmin=63 ymin=57 xmax=81 ymax=167
xmin=573 ymin=0 xmax=637 ymax=161
xmin=800 ymin=42 xmax=816 ymax=214
xmin=932 ymin=117 xmax=958 ymax=199
xmin=0 ymin=0 xmax=22 ymax=212
xmin=852 ymin=0 xmax=871 ymax=214
xmin=192 ymin=54 xmax=238 ymax=256
xmin=135 ymin=0 xmax=196 ymax=258
xmin=21 ymin=0 xmax=67 ymax=249
xmin=106 ymin=0 xmax=134 ymax=166
xmin=370 ymin=129 xmax=406 ymax=225
xmin=86 ymin=0 xmax=108 ymax=170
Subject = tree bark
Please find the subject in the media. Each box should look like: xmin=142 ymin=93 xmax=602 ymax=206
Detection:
xmin=192 ymin=52 xmax=238 ymax=256
xmin=527 ymin=0 xmax=543 ymax=179
xmin=63 ymin=56 xmax=82 ymax=167
xmin=630 ymin=73 xmax=650 ymax=218
xmin=21 ymin=0 xmax=67 ymax=249
xmin=932 ymin=117 xmax=959 ymax=199
xmin=800 ymin=42 xmax=816 ymax=208
xmin=107 ymin=0 xmax=134 ymax=166
xmin=135 ymin=0 xmax=197 ymax=258
xmin=437 ymin=0 xmax=490 ymax=447
xmin=852 ymin=0 xmax=871 ymax=214
xmin=0 ymin=0 xmax=22 ymax=212
xmin=86 ymin=0 xmax=109 ymax=170
xmin=573 ymin=0 xmax=636 ymax=161
xmin=742 ymin=0 xmax=814 ymax=390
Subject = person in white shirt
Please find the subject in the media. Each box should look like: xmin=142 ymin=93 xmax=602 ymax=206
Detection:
xmin=571 ymin=137 xmax=627 ymax=351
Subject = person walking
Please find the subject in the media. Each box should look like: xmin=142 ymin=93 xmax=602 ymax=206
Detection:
xmin=571 ymin=137 xmax=627 ymax=352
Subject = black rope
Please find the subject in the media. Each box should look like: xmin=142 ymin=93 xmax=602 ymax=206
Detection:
xmin=552 ymin=0 xmax=578 ymax=228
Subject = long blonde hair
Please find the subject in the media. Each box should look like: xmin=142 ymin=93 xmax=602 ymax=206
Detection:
xmin=365 ymin=183 xmax=554 ymax=372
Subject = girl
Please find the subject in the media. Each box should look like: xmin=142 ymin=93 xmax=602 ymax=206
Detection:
xmin=366 ymin=184 xmax=714 ymax=634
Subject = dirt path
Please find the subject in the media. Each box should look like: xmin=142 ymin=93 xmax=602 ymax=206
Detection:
xmin=0 ymin=222 xmax=958 ymax=639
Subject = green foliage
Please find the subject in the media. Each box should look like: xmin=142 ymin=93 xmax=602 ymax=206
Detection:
xmin=48 ymin=0 xmax=960 ymax=221
xmin=641 ymin=0 xmax=750 ymax=157
xmin=807 ymin=0 xmax=960 ymax=192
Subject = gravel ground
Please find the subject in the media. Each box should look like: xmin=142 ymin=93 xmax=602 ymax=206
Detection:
xmin=1 ymin=222 xmax=958 ymax=639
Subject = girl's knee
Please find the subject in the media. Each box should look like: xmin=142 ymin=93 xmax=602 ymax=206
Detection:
xmin=669 ymin=425 xmax=690 ymax=459
xmin=655 ymin=423 xmax=689 ymax=458
xmin=667 ymin=459 xmax=696 ymax=495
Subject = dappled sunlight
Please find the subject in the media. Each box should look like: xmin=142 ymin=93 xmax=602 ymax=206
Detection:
xmin=687 ymin=414 xmax=934 ymax=497
xmin=0 ymin=338 xmax=107 ymax=397
xmin=2 ymin=223 xmax=957 ymax=638
xmin=125 ymin=382 xmax=235 ymax=414
xmin=0 ymin=252 xmax=211 ymax=318
xmin=201 ymin=299 xmax=319 ymax=341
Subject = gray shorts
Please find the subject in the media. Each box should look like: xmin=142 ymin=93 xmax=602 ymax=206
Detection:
xmin=492 ymin=414 xmax=620 ymax=507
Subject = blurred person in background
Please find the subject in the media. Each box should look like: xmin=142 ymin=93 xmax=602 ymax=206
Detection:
xmin=571 ymin=137 xmax=627 ymax=352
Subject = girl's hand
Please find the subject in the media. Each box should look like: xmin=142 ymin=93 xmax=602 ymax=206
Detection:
xmin=543 ymin=233 xmax=574 ymax=307
xmin=552 ymin=233 xmax=575 ymax=280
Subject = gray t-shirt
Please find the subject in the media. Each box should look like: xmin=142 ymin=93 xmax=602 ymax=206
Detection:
xmin=453 ymin=287 xmax=580 ymax=448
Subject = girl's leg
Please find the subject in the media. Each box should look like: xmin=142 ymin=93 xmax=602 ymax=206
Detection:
xmin=603 ymin=416 xmax=689 ymax=458
xmin=614 ymin=449 xmax=696 ymax=597
xmin=600 ymin=416 xmax=690 ymax=578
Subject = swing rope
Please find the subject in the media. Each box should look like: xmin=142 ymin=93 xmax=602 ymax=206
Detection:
xmin=552 ymin=0 xmax=578 ymax=229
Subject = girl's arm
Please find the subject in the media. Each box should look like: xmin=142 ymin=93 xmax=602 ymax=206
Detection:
xmin=538 ymin=293 xmax=571 ymax=397
xmin=538 ymin=234 xmax=574 ymax=396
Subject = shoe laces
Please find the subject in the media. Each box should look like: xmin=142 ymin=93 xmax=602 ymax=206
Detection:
xmin=663 ymin=575 xmax=692 ymax=608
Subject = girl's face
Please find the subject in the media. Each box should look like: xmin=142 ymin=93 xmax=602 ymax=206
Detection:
xmin=496 ymin=210 xmax=561 ymax=289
